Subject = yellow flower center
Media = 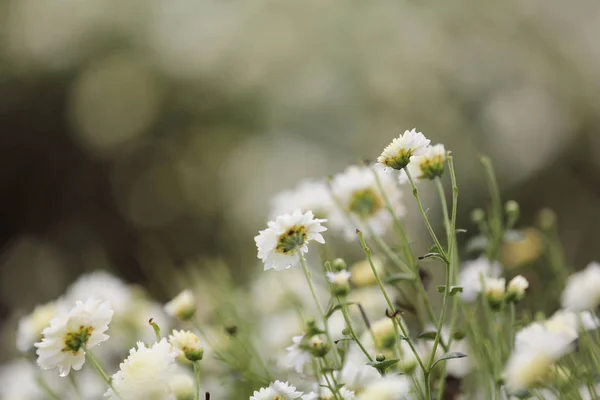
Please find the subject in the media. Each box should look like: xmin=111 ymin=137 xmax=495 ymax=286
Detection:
xmin=62 ymin=325 xmax=94 ymax=354
xmin=348 ymin=188 xmax=382 ymax=218
xmin=276 ymin=226 xmax=308 ymax=254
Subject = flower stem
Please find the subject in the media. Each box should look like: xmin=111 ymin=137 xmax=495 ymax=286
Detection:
xmin=337 ymin=295 xmax=373 ymax=362
xmin=298 ymin=253 xmax=342 ymax=368
xmin=35 ymin=375 xmax=62 ymax=400
xmin=193 ymin=362 xmax=201 ymax=400
xmin=82 ymin=344 xmax=121 ymax=399
xmin=357 ymin=230 xmax=426 ymax=372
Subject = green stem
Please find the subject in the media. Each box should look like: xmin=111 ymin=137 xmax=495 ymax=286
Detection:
xmin=404 ymin=168 xmax=447 ymax=262
xmin=193 ymin=362 xmax=201 ymax=400
xmin=434 ymin=178 xmax=451 ymax=245
xmin=357 ymin=230 xmax=426 ymax=372
xmin=480 ymin=156 xmax=503 ymax=261
xmin=424 ymin=371 xmax=432 ymax=400
xmin=298 ymin=253 xmax=342 ymax=368
xmin=82 ymin=344 xmax=121 ymax=400
xmin=36 ymin=375 xmax=62 ymax=400
xmin=338 ymin=296 xmax=373 ymax=362
xmin=427 ymin=261 xmax=451 ymax=369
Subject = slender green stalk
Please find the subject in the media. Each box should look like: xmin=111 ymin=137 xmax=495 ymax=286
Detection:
xmin=424 ymin=372 xmax=432 ymax=400
xmin=36 ymin=375 xmax=62 ymax=400
xmin=298 ymin=253 xmax=342 ymax=368
xmin=82 ymin=344 xmax=121 ymax=399
xmin=338 ymin=295 xmax=373 ymax=362
xmin=357 ymin=230 xmax=426 ymax=372
xmin=427 ymin=261 xmax=451 ymax=369
xmin=403 ymin=168 xmax=447 ymax=262
xmin=434 ymin=178 xmax=451 ymax=244
xmin=364 ymin=223 xmax=414 ymax=276
xmin=508 ymin=302 xmax=516 ymax=350
xmin=480 ymin=156 xmax=503 ymax=261
xmin=193 ymin=362 xmax=201 ymax=400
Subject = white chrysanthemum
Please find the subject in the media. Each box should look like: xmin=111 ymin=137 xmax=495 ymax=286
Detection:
xmin=504 ymin=322 xmax=576 ymax=392
xmin=169 ymin=330 xmax=204 ymax=362
xmin=106 ymin=339 xmax=178 ymax=400
xmin=255 ymin=209 xmax=327 ymax=271
xmin=330 ymin=165 xmax=404 ymax=241
xmin=484 ymin=277 xmax=506 ymax=306
xmin=377 ymin=129 xmax=431 ymax=171
xmin=169 ymin=374 xmax=195 ymax=400
xmin=17 ymin=300 xmax=61 ymax=352
xmin=302 ymin=387 xmax=356 ymax=400
xmin=506 ymin=275 xmax=529 ymax=302
xmin=405 ymin=144 xmax=446 ymax=180
xmin=545 ymin=309 xmax=600 ymax=335
xmin=64 ymin=270 xmax=132 ymax=315
xmin=165 ymin=290 xmax=196 ymax=321
xmin=35 ymin=298 xmax=113 ymax=377
xmin=283 ymin=334 xmax=311 ymax=373
xmin=561 ymin=261 xmax=600 ymax=311
xmin=270 ymin=179 xmax=334 ymax=220
xmin=458 ymin=256 xmax=502 ymax=302
xmin=250 ymin=380 xmax=303 ymax=400
xmin=357 ymin=375 xmax=412 ymax=400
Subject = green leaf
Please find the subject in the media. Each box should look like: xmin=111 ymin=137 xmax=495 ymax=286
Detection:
xmin=431 ymin=352 xmax=467 ymax=369
xmin=398 ymin=334 xmax=409 ymax=341
xmin=367 ymin=359 xmax=399 ymax=374
xmin=452 ymin=330 xmax=467 ymax=340
xmin=436 ymin=285 xmax=463 ymax=295
xmin=455 ymin=228 xmax=467 ymax=234
xmin=325 ymin=302 xmax=355 ymax=318
xmin=418 ymin=252 xmax=446 ymax=261
xmin=428 ymin=244 xmax=443 ymax=254
xmin=417 ymin=331 xmax=437 ymax=340
xmin=385 ymin=273 xmax=416 ymax=283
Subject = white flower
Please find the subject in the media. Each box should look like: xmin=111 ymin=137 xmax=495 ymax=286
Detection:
xmin=458 ymin=256 xmax=502 ymax=302
xmin=35 ymin=298 xmax=113 ymax=377
xmin=64 ymin=270 xmax=132 ymax=315
xmin=255 ymin=209 xmax=327 ymax=271
xmin=250 ymin=380 xmax=303 ymax=400
xmin=545 ymin=309 xmax=600 ymax=335
xmin=283 ymin=334 xmax=311 ymax=373
xmin=561 ymin=261 xmax=600 ymax=311
xmin=169 ymin=330 xmax=204 ymax=362
xmin=405 ymin=144 xmax=446 ymax=180
xmin=270 ymin=179 xmax=334 ymax=220
xmin=106 ymin=339 xmax=178 ymax=400
xmin=377 ymin=129 xmax=431 ymax=171
xmin=17 ymin=301 xmax=61 ymax=353
xmin=506 ymin=275 xmax=529 ymax=302
xmin=170 ymin=374 xmax=195 ymax=400
xmin=484 ymin=277 xmax=506 ymax=307
xmin=330 ymin=165 xmax=404 ymax=241
xmin=302 ymin=387 xmax=355 ymax=400
xmin=504 ymin=322 xmax=576 ymax=392
xmin=165 ymin=290 xmax=196 ymax=321
xmin=326 ymin=270 xmax=352 ymax=296
xmin=357 ymin=375 xmax=412 ymax=400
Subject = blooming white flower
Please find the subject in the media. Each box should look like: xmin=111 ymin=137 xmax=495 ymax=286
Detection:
xmin=357 ymin=375 xmax=412 ymax=400
xmin=458 ymin=256 xmax=502 ymax=302
xmin=165 ymin=290 xmax=196 ymax=321
xmin=405 ymin=144 xmax=446 ymax=180
xmin=561 ymin=261 xmax=600 ymax=311
xmin=506 ymin=275 xmax=529 ymax=302
xmin=377 ymin=129 xmax=431 ymax=171
xmin=17 ymin=300 xmax=60 ymax=352
xmin=330 ymin=165 xmax=404 ymax=241
xmin=504 ymin=322 xmax=576 ymax=392
xmin=106 ymin=339 xmax=178 ymax=400
xmin=250 ymin=380 xmax=303 ymax=400
xmin=545 ymin=309 xmax=600 ymax=335
xmin=255 ymin=209 xmax=327 ymax=271
xmin=283 ymin=334 xmax=311 ymax=373
xmin=484 ymin=277 xmax=506 ymax=308
xmin=270 ymin=179 xmax=334 ymax=220
xmin=64 ymin=270 xmax=132 ymax=315
xmin=169 ymin=330 xmax=204 ymax=362
xmin=35 ymin=298 xmax=113 ymax=377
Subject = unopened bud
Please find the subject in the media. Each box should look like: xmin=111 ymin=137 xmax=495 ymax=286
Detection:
xmin=506 ymin=275 xmax=529 ymax=303
xmin=484 ymin=277 xmax=506 ymax=311
xmin=164 ymin=290 xmax=196 ymax=321
xmin=537 ymin=208 xmax=557 ymax=231
xmin=376 ymin=354 xmax=386 ymax=362
xmin=326 ymin=270 xmax=352 ymax=296
xmin=332 ymin=258 xmax=347 ymax=272
xmin=471 ymin=208 xmax=485 ymax=224
xmin=169 ymin=330 xmax=204 ymax=362
xmin=307 ymin=335 xmax=329 ymax=358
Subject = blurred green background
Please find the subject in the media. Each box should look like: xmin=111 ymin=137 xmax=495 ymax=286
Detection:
xmin=1 ymin=0 xmax=600 ymax=356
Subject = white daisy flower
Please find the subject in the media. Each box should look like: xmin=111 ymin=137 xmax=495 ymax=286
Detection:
xmin=357 ymin=375 xmax=412 ymax=400
xmin=17 ymin=300 xmax=61 ymax=353
xmin=106 ymin=339 xmax=178 ymax=400
xmin=458 ymin=256 xmax=502 ymax=303
xmin=561 ymin=261 xmax=600 ymax=311
xmin=377 ymin=128 xmax=431 ymax=171
xmin=506 ymin=275 xmax=529 ymax=303
xmin=165 ymin=290 xmax=196 ymax=321
xmin=330 ymin=165 xmax=404 ymax=241
xmin=255 ymin=209 xmax=327 ymax=271
xmin=35 ymin=298 xmax=113 ymax=377
xmin=270 ymin=179 xmax=334 ymax=220
xmin=405 ymin=144 xmax=446 ymax=180
xmin=169 ymin=330 xmax=204 ymax=362
xmin=283 ymin=334 xmax=312 ymax=374
xmin=64 ymin=270 xmax=132 ymax=315
xmin=250 ymin=380 xmax=303 ymax=400
xmin=545 ymin=309 xmax=600 ymax=335
xmin=504 ymin=321 xmax=576 ymax=392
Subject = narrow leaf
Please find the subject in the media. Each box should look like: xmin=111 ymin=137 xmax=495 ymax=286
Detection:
xmin=417 ymin=331 xmax=437 ymax=340
xmin=431 ymin=352 xmax=468 ymax=369
xmin=385 ymin=273 xmax=416 ymax=283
